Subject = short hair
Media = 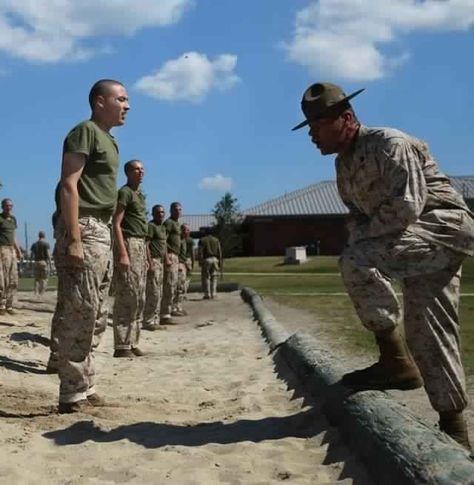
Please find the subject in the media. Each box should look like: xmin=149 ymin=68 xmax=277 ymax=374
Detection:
xmin=170 ymin=201 xmax=181 ymax=211
xmin=181 ymin=223 xmax=190 ymax=233
xmin=1 ymin=198 xmax=12 ymax=209
xmin=152 ymin=204 xmax=164 ymax=214
xmin=38 ymin=231 xmax=45 ymax=238
xmin=88 ymin=79 xmax=124 ymax=110
xmin=124 ymin=159 xmax=142 ymax=175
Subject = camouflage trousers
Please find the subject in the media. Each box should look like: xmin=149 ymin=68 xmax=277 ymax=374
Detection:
xmin=0 ymin=246 xmax=18 ymax=310
xmin=173 ymin=262 xmax=187 ymax=312
xmin=184 ymin=257 xmax=192 ymax=295
xmin=55 ymin=216 xmax=112 ymax=403
xmin=47 ymin=262 xmax=64 ymax=368
xmin=339 ymin=231 xmax=468 ymax=412
xmin=142 ymin=257 xmax=164 ymax=327
xmin=34 ymin=260 xmax=49 ymax=295
xmin=112 ymin=237 xmax=147 ymax=350
xmin=201 ymin=257 xmax=219 ymax=298
xmin=48 ymin=264 xmax=106 ymax=369
xmin=160 ymin=253 xmax=179 ymax=318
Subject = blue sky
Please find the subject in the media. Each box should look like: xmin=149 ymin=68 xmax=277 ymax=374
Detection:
xmin=0 ymin=0 xmax=473 ymax=248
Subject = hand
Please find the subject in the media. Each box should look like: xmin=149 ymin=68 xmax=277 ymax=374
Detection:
xmin=147 ymin=260 xmax=155 ymax=272
xmin=67 ymin=239 xmax=84 ymax=267
xmin=118 ymin=252 xmax=130 ymax=272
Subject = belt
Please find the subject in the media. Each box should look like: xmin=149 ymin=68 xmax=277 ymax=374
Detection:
xmin=79 ymin=208 xmax=112 ymax=223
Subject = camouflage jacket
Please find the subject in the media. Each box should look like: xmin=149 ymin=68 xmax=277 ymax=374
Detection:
xmin=336 ymin=125 xmax=474 ymax=255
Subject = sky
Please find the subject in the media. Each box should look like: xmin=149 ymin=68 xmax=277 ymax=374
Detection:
xmin=0 ymin=0 xmax=473 ymax=248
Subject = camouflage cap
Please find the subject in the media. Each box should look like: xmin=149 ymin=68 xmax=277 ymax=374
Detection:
xmin=291 ymin=82 xmax=364 ymax=131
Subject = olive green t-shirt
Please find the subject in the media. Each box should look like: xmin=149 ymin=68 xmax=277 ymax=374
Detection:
xmin=117 ymin=185 xmax=148 ymax=238
xmin=186 ymin=237 xmax=194 ymax=263
xmin=148 ymin=221 xmax=167 ymax=259
xmin=199 ymin=235 xmax=221 ymax=259
xmin=179 ymin=238 xmax=187 ymax=263
xmin=63 ymin=120 xmax=119 ymax=218
xmin=0 ymin=214 xmax=17 ymax=246
xmin=52 ymin=182 xmax=61 ymax=230
xmin=30 ymin=240 xmax=50 ymax=261
xmin=164 ymin=218 xmax=181 ymax=255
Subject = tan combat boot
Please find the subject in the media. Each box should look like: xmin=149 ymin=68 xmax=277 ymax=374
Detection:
xmin=342 ymin=328 xmax=424 ymax=391
xmin=439 ymin=411 xmax=472 ymax=451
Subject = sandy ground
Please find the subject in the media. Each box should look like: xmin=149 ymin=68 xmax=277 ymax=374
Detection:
xmin=264 ymin=298 xmax=474 ymax=443
xmin=0 ymin=291 xmax=372 ymax=485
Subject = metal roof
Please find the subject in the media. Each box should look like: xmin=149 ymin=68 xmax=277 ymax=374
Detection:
xmin=450 ymin=176 xmax=474 ymax=199
xmin=180 ymin=214 xmax=216 ymax=232
xmin=182 ymin=176 xmax=474 ymax=225
xmin=244 ymin=180 xmax=348 ymax=216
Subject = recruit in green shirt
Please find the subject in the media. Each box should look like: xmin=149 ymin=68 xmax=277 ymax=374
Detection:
xmin=148 ymin=221 xmax=167 ymax=259
xmin=63 ymin=120 xmax=119 ymax=218
xmin=117 ymin=185 xmax=148 ymax=238
xmin=164 ymin=218 xmax=181 ymax=255
xmin=199 ymin=235 xmax=221 ymax=259
xmin=30 ymin=240 xmax=50 ymax=261
xmin=179 ymin=237 xmax=187 ymax=263
xmin=0 ymin=214 xmax=17 ymax=246
xmin=179 ymin=237 xmax=194 ymax=263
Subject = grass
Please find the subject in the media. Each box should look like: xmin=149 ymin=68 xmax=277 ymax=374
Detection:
xmin=19 ymin=276 xmax=57 ymax=291
xmin=222 ymin=256 xmax=339 ymax=274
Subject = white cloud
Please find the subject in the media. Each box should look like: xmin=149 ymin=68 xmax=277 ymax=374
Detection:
xmin=0 ymin=0 xmax=193 ymax=62
xmin=134 ymin=52 xmax=240 ymax=102
xmin=284 ymin=0 xmax=474 ymax=81
xmin=198 ymin=174 xmax=233 ymax=191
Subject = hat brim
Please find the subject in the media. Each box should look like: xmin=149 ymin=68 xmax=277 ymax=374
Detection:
xmin=291 ymin=88 xmax=365 ymax=131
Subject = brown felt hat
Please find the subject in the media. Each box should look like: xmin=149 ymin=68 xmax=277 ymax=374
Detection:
xmin=291 ymin=82 xmax=364 ymax=131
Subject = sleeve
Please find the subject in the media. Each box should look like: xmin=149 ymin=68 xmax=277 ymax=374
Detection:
xmin=336 ymin=161 xmax=369 ymax=241
xmin=116 ymin=187 xmax=131 ymax=208
xmin=147 ymin=223 xmax=153 ymax=240
xmin=364 ymin=139 xmax=426 ymax=240
xmin=63 ymin=123 xmax=95 ymax=157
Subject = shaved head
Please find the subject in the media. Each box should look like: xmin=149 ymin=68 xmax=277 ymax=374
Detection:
xmin=89 ymin=79 xmax=124 ymax=110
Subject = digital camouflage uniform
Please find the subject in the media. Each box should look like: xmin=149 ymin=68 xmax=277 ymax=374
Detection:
xmin=160 ymin=218 xmax=181 ymax=319
xmin=174 ymin=236 xmax=193 ymax=312
xmin=30 ymin=239 xmax=50 ymax=295
xmin=112 ymin=185 xmax=147 ymax=350
xmin=0 ymin=213 xmax=18 ymax=311
xmin=143 ymin=220 xmax=167 ymax=327
xmin=56 ymin=120 xmax=118 ymax=404
xmin=47 ymin=183 xmax=63 ymax=371
xmin=184 ymin=237 xmax=194 ymax=296
xmin=337 ymin=125 xmax=474 ymax=412
xmin=199 ymin=235 xmax=222 ymax=299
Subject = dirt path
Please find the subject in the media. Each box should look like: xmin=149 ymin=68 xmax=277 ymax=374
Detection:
xmin=0 ymin=291 xmax=370 ymax=484
xmin=264 ymin=297 xmax=474 ymax=442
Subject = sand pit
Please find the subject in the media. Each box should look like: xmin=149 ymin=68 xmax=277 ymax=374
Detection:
xmin=0 ymin=291 xmax=371 ymax=484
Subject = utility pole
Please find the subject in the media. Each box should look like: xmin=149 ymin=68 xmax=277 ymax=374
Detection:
xmin=24 ymin=221 xmax=29 ymax=258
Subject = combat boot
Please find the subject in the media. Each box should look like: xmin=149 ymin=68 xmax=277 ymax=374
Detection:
xmin=113 ymin=349 xmax=134 ymax=358
xmin=342 ymin=328 xmax=424 ymax=391
xmin=58 ymin=399 xmax=91 ymax=414
xmin=131 ymin=347 xmax=146 ymax=357
xmin=87 ymin=393 xmax=106 ymax=407
xmin=439 ymin=411 xmax=472 ymax=451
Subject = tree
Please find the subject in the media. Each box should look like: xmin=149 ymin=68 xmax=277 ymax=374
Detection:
xmin=212 ymin=192 xmax=243 ymax=257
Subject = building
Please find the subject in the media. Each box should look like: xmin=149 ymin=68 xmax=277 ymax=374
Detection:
xmin=182 ymin=176 xmax=474 ymax=256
